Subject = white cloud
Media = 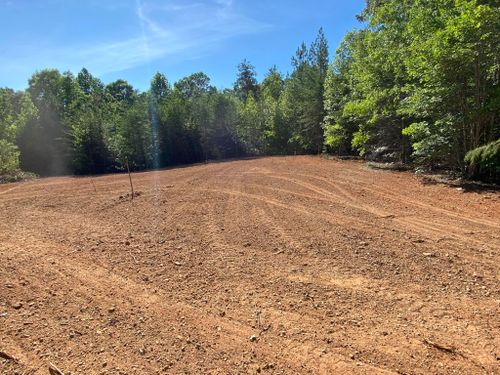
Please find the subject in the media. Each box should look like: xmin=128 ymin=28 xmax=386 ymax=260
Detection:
xmin=136 ymin=0 xmax=169 ymax=38
xmin=105 ymin=0 xmax=270 ymax=76
xmin=0 ymin=0 xmax=270 ymax=83
xmin=215 ymin=0 xmax=233 ymax=6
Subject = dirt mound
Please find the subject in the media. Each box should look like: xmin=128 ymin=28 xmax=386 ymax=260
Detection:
xmin=1 ymin=156 xmax=498 ymax=374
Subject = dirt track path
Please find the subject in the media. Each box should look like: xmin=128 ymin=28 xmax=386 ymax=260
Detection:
xmin=1 ymin=156 xmax=499 ymax=374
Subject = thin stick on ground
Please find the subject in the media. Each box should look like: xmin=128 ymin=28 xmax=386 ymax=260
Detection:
xmin=126 ymin=158 xmax=134 ymax=200
xmin=0 ymin=351 xmax=17 ymax=362
xmin=49 ymin=363 xmax=66 ymax=375
xmin=423 ymin=338 xmax=457 ymax=354
xmin=90 ymin=178 xmax=97 ymax=193
xmin=129 ymin=249 xmax=138 ymax=264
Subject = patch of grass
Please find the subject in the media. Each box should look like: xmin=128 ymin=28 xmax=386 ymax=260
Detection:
xmin=366 ymin=161 xmax=411 ymax=171
xmin=0 ymin=170 xmax=38 ymax=184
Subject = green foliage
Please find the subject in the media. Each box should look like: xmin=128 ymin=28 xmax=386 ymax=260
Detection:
xmin=0 ymin=140 xmax=20 ymax=174
xmin=402 ymin=120 xmax=454 ymax=166
xmin=18 ymin=69 xmax=72 ymax=176
xmin=324 ymin=123 xmax=345 ymax=150
xmin=322 ymin=32 xmax=361 ymax=155
xmin=203 ymin=92 xmax=241 ymax=159
xmin=351 ymin=130 xmax=370 ymax=156
xmin=234 ymin=59 xmax=259 ymax=101
xmin=175 ymin=72 xmax=211 ymax=100
xmin=322 ymin=0 xmax=499 ymax=176
xmin=0 ymin=88 xmax=37 ymax=143
xmin=465 ymin=139 xmax=500 ymax=180
xmin=156 ymin=89 xmax=191 ymax=165
xmin=150 ymin=72 xmax=171 ymax=100
xmin=237 ymin=93 xmax=265 ymax=154
xmin=402 ymin=0 xmax=500 ymax=168
xmin=0 ymin=30 xmax=331 ymax=177
xmin=69 ymin=95 xmax=111 ymax=175
xmin=259 ymin=69 xmax=287 ymax=154
xmin=281 ymin=29 xmax=329 ymax=154
xmin=113 ymin=95 xmax=152 ymax=170
xmin=106 ymin=80 xmax=135 ymax=104
xmin=77 ymin=68 xmax=104 ymax=96
xmin=4 ymin=5 xmax=498 ymax=182
xmin=0 ymin=88 xmax=37 ymax=176
xmin=261 ymin=66 xmax=284 ymax=101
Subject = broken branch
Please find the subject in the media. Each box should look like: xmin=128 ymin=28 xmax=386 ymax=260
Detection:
xmin=49 ymin=362 xmax=66 ymax=375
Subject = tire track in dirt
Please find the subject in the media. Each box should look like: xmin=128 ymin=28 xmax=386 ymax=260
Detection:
xmin=200 ymin=167 xmax=498 ymax=373
xmin=256 ymin=164 xmax=498 ymax=231
xmin=396 ymin=215 xmax=499 ymax=250
xmin=189 ymin=168 xmax=412 ymax=374
xmin=1 ymin=156 xmax=498 ymax=374
xmin=201 ymin=188 xmax=386 ymax=239
xmin=186 ymin=166 xmax=406 ymax=372
xmin=243 ymin=171 xmax=500 ymax=250
xmin=229 ymin=172 xmax=388 ymax=218
xmin=3 ymin=234 xmax=391 ymax=374
xmin=199 ymin=184 xmax=498 ymax=276
xmin=321 ymin=170 xmax=500 ymax=230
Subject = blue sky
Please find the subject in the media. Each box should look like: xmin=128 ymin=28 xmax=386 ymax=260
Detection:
xmin=0 ymin=0 xmax=365 ymax=91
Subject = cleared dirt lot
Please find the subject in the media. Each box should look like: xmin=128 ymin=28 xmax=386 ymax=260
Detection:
xmin=0 ymin=156 xmax=499 ymax=374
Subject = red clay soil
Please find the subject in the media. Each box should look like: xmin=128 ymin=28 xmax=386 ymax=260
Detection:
xmin=0 ymin=156 xmax=499 ymax=375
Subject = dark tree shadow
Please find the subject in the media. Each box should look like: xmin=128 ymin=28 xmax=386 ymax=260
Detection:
xmin=419 ymin=175 xmax=499 ymax=194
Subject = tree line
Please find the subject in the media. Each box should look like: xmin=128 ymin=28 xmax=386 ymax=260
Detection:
xmin=323 ymin=0 xmax=499 ymax=180
xmin=1 ymin=0 xmax=498 ymax=181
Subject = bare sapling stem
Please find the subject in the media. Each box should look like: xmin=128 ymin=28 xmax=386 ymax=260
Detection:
xmin=126 ymin=158 xmax=134 ymax=200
